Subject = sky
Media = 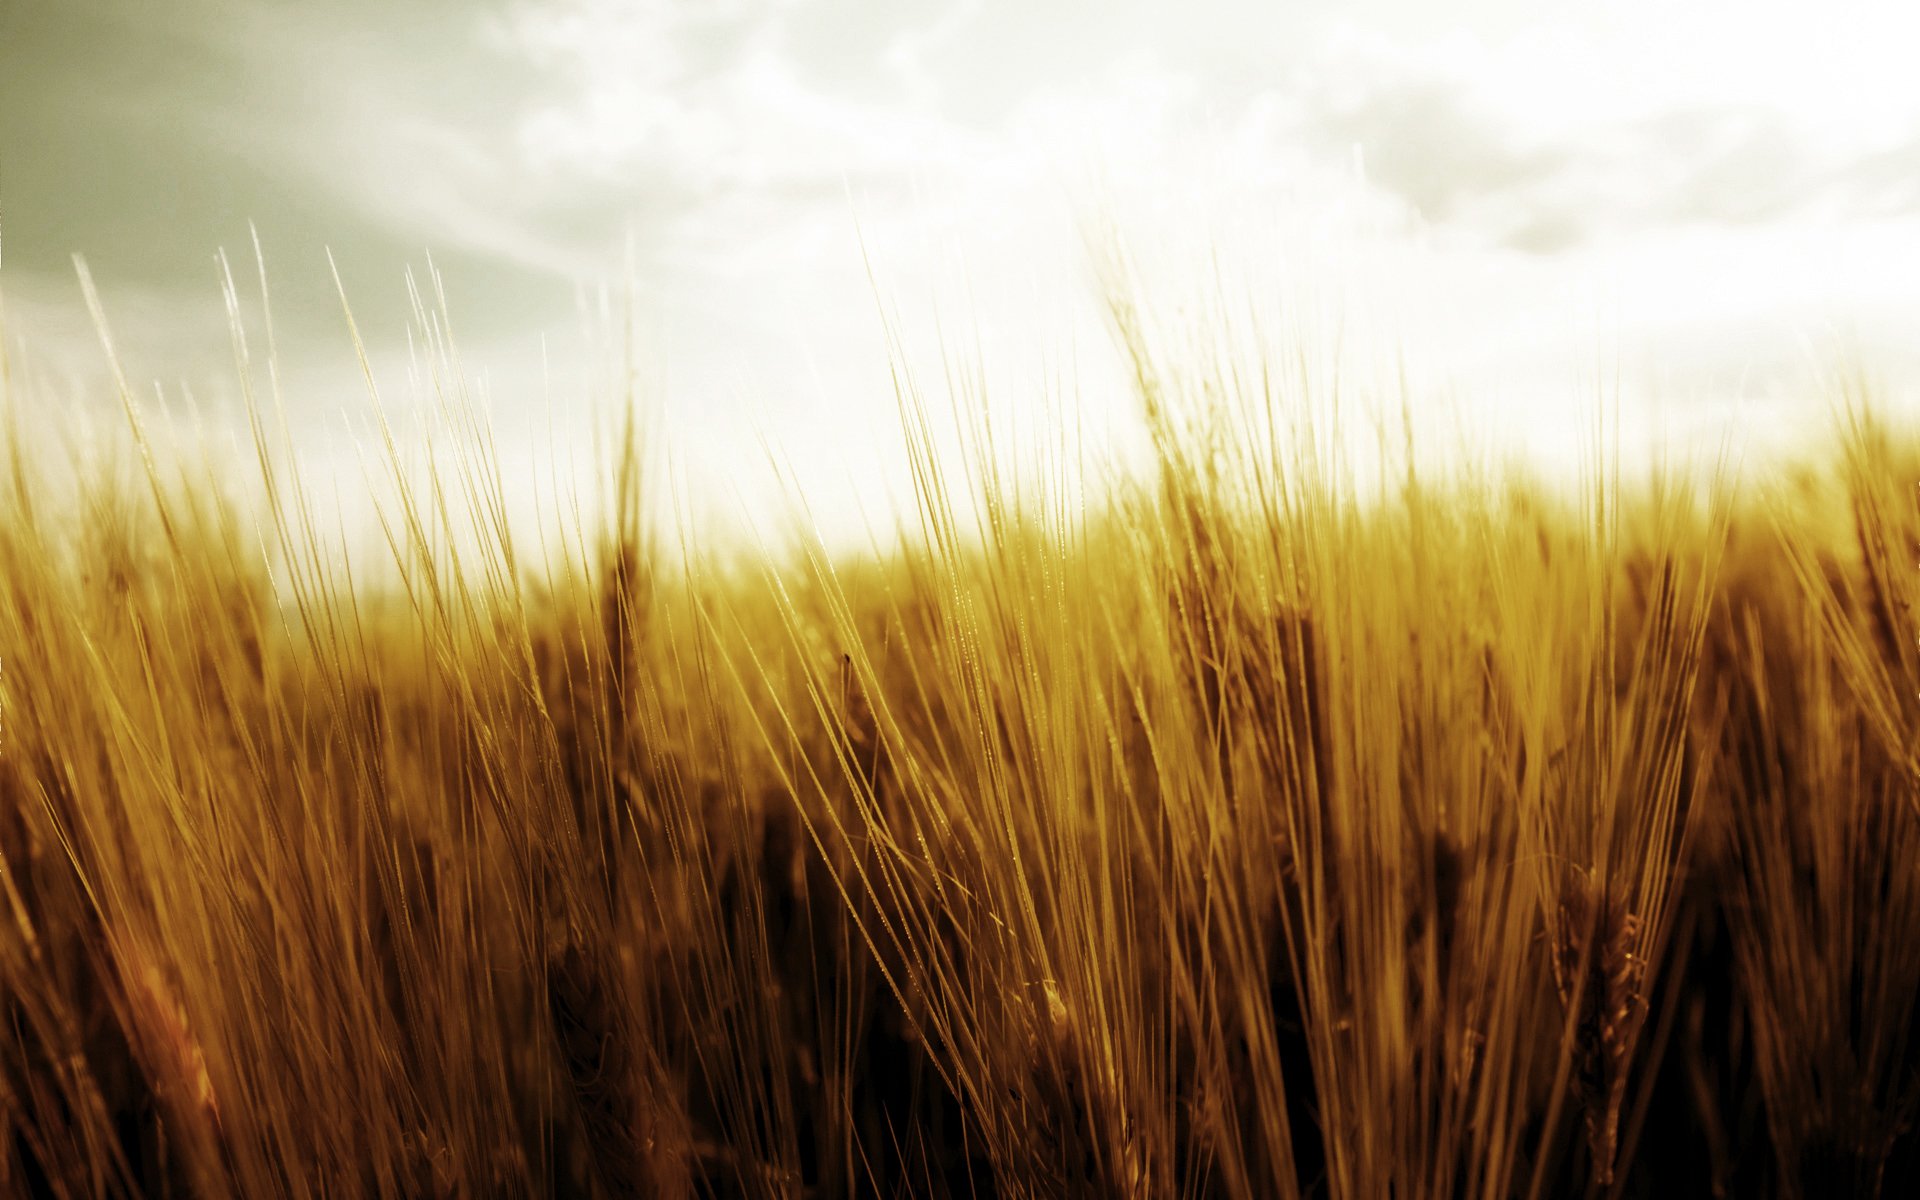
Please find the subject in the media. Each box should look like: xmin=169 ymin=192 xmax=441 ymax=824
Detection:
xmin=5 ymin=0 xmax=1920 ymax=549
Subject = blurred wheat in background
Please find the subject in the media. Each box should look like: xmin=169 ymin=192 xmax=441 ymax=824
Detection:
xmin=0 ymin=231 xmax=1915 ymax=1200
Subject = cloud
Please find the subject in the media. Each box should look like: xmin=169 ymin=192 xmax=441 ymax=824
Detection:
xmin=8 ymin=0 xmax=1920 ymax=548
xmin=5 ymin=3 xmax=543 ymax=338
xmin=1301 ymin=75 xmax=1568 ymax=227
xmin=1284 ymin=25 xmax=1920 ymax=254
xmin=1835 ymin=126 xmax=1920 ymax=216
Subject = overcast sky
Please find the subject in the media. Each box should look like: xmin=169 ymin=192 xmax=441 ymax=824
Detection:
xmin=6 ymin=0 xmax=1920 ymax=546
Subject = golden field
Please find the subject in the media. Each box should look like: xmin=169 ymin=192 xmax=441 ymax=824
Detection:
xmin=0 ymin=267 xmax=1917 ymax=1199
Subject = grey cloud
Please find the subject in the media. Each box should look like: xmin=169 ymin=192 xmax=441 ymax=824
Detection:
xmin=1499 ymin=211 xmax=1589 ymax=257
xmin=1645 ymin=109 xmax=1820 ymax=226
xmin=1305 ymin=79 xmax=1569 ymax=226
xmin=1834 ymin=127 xmax=1920 ymax=215
xmin=1294 ymin=64 xmax=1911 ymax=254
xmin=0 ymin=0 xmax=620 ymax=393
xmin=0 ymin=0 xmax=984 ymax=403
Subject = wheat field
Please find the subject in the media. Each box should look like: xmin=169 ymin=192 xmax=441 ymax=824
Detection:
xmin=0 ymin=260 xmax=1917 ymax=1200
